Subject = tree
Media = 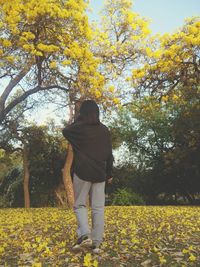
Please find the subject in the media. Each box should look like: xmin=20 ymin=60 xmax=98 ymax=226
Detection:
xmin=24 ymin=125 xmax=67 ymax=207
xmin=109 ymin=16 xmax=200 ymax=203
xmin=61 ymin=0 xmax=152 ymax=208
xmin=132 ymin=17 xmax=200 ymax=202
xmin=131 ymin=17 xmax=200 ymax=98
xmin=0 ymin=0 xmax=153 ymax=208
xmin=0 ymin=0 xmax=108 ymax=124
xmin=0 ymin=121 xmax=71 ymax=207
xmin=0 ymin=0 xmax=116 ymax=209
xmin=92 ymin=0 xmax=151 ymax=101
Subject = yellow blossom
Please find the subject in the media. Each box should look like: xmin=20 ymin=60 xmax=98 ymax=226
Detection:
xmin=2 ymin=39 xmax=12 ymax=47
xmin=62 ymin=60 xmax=71 ymax=66
xmin=159 ymin=256 xmax=167 ymax=264
xmin=182 ymin=248 xmax=189 ymax=254
xmin=49 ymin=61 xmax=57 ymax=69
xmin=189 ymin=253 xmax=196 ymax=261
xmin=113 ymin=98 xmax=120 ymax=105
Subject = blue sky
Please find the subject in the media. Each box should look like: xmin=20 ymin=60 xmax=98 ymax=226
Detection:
xmin=89 ymin=0 xmax=200 ymax=34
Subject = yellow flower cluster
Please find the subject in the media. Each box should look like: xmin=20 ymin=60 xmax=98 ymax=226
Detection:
xmin=37 ymin=44 xmax=60 ymax=53
xmin=1 ymin=39 xmax=12 ymax=47
xmin=0 ymin=0 xmax=118 ymax=106
xmin=22 ymin=31 xmax=35 ymax=40
xmin=49 ymin=61 xmax=57 ymax=69
xmin=130 ymin=17 xmax=200 ymax=88
xmin=92 ymin=0 xmax=151 ymax=85
xmin=83 ymin=253 xmax=98 ymax=267
xmin=0 ymin=0 xmax=91 ymax=60
xmin=132 ymin=69 xmax=146 ymax=79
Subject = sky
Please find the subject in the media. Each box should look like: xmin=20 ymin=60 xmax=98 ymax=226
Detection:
xmin=26 ymin=0 xmax=200 ymax=125
xmin=89 ymin=0 xmax=200 ymax=34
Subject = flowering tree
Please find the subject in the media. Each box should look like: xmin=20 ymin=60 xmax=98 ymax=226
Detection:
xmin=113 ymin=18 xmax=200 ymax=202
xmin=92 ymin=0 xmax=151 ymax=101
xmin=0 ymin=0 xmax=106 ymax=208
xmin=0 ymin=0 xmax=108 ymax=124
xmin=131 ymin=17 xmax=200 ymax=99
xmin=0 ymin=0 xmax=152 ymax=208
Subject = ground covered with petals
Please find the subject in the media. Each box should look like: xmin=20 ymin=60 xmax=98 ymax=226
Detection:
xmin=0 ymin=206 xmax=200 ymax=266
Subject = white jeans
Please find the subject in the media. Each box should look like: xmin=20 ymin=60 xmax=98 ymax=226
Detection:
xmin=73 ymin=172 xmax=105 ymax=246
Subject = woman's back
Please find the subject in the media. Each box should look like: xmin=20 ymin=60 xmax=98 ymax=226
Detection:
xmin=62 ymin=120 xmax=114 ymax=183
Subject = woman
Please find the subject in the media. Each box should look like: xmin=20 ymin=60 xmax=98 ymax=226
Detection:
xmin=62 ymin=100 xmax=114 ymax=254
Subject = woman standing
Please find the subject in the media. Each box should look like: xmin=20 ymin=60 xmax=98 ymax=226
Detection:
xmin=62 ymin=100 xmax=114 ymax=254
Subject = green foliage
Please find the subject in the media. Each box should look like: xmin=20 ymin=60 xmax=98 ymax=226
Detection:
xmin=0 ymin=167 xmax=23 ymax=207
xmin=6 ymin=175 xmax=23 ymax=207
xmin=0 ymin=150 xmax=22 ymax=183
xmin=110 ymin=188 xmax=145 ymax=206
xmin=25 ymin=125 xmax=66 ymax=207
xmin=0 ymin=195 xmax=8 ymax=208
xmin=109 ymin=89 xmax=200 ymax=204
xmin=0 ymin=124 xmax=66 ymax=207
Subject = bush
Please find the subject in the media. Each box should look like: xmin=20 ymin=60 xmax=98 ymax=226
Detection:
xmin=0 ymin=195 xmax=8 ymax=208
xmin=0 ymin=167 xmax=24 ymax=207
xmin=110 ymin=188 xmax=145 ymax=206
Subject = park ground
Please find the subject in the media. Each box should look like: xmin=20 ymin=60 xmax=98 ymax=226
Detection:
xmin=0 ymin=206 xmax=200 ymax=267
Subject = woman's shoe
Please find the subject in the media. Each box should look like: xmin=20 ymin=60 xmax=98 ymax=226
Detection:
xmin=72 ymin=235 xmax=92 ymax=251
xmin=90 ymin=243 xmax=103 ymax=254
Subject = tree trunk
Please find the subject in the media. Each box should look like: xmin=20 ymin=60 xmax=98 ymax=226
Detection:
xmin=22 ymin=145 xmax=30 ymax=208
xmin=54 ymin=183 xmax=67 ymax=207
xmin=62 ymin=98 xmax=84 ymax=209
xmin=55 ymin=190 xmax=65 ymax=206
xmin=62 ymin=143 xmax=74 ymax=208
xmin=184 ymin=191 xmax=193 ymax=204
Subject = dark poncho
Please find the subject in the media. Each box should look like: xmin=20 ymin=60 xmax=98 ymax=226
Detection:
xmin=62 ymin=120 xmax=114 ymax=183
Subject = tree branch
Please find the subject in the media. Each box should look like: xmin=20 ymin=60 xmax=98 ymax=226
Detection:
xmin=0 ymin=68 xmax=30 ymax=106
xmin=0 ymin=85 xmax=70 ymax=124
xmin=5 ymin=85 xmax=69 ymax=114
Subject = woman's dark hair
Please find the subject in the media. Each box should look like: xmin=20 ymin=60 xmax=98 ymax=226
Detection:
xmin=79 ymin=100 xmax=100 ymax=125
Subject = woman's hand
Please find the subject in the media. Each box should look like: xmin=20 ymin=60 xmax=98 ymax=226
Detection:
xmin=107 ymin=177 xmax=113 ymax=184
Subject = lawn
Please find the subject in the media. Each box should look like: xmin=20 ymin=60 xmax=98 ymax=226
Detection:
xmin=0 ymin=206 xmax=200 ymax=266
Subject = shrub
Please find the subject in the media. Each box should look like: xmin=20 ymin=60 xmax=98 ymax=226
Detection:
xmin=0 ymin=167 xmax=24 ymax=207
xmin=0 ymin=195 xmax=8 ymax=208
xmin=110 ymin=187 xmax=145 ymax=206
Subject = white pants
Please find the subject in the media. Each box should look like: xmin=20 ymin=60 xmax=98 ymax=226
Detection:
xmin=73 ymin=172 xmax=105 ymax=246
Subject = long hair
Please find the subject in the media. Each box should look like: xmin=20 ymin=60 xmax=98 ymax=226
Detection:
xmin=79 ymin=100 xmax=100 ymax=125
